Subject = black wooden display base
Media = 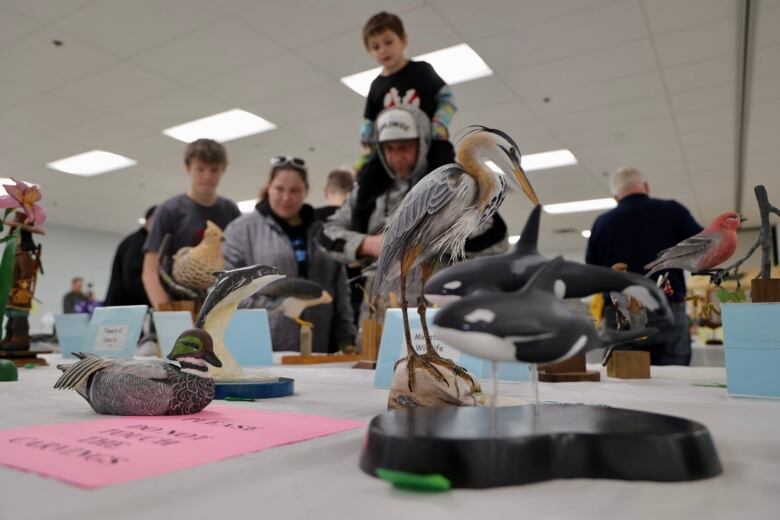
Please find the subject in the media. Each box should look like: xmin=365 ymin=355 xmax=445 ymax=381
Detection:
xmin=360 ymin=404 xmax=722 ymax=488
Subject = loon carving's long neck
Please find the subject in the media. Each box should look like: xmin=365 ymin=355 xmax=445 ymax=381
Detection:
xmin=456 ymin=132 xmax=500 ymax=209
xmin=177 ymin=357 xmax=211 ymax=378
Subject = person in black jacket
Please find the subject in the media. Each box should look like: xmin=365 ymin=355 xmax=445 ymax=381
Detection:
xmin=104 ymin=206 xmax=156 ymax=307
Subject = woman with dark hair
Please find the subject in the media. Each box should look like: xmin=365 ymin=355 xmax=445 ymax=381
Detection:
xmin=222 ymin=156 xmax=356 ymax=353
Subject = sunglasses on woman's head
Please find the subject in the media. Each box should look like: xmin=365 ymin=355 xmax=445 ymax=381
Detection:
xmin=270 ymin=155 xmax=307 ymax=170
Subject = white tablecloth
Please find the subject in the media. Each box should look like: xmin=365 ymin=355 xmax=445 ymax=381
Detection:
xmin=1 ymin=355 xmax=779 ymax=520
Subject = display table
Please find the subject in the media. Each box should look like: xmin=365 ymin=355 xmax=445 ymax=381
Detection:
xmin=1 ymin=355 xmax=779 ymax=520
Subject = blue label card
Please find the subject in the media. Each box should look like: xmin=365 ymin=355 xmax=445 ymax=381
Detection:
xmin=224 ymin=309 xmax=273 ymax=367
xmin=374 ymin=308 xmax=484 ymax=389
xmin=54 ymin=314 xmax=90 ymax=358
xmin=152 ymin=311 xmax=193 ymax=358
xmin=81 ymin=305 xmax=148 ymax=359
xmin=722 ymin=303 xmax=780 ymax=398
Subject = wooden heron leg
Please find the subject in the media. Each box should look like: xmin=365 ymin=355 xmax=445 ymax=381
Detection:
xmin=416 ymin=259 xmax=479 ymax=393
xmin=417 ymin=260 xmax=437 ymax=355
xmin=394 ymin=248 xmax=447 ymax=392
xmin=399 ymin=267 xmax=414 ymax=359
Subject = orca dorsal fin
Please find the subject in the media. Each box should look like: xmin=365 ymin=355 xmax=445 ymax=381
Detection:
xmin=521 ymin=256 xmax=566 ymax=295
xmin=514 ymin=205 xmax=542 ymax=256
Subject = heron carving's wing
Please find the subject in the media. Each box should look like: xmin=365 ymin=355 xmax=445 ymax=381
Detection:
xmin=388 ymin=164 xmax=467 ymax=237
xmin=376 ymin=165 xmax=472 ymax=285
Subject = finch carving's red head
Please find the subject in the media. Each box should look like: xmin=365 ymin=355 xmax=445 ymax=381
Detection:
xmin=707 ymin=211 xmax=747 ymax=232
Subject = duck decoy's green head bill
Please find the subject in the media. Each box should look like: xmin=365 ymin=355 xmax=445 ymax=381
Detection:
xmin=168 ymin=328 xmax=222 ymax=367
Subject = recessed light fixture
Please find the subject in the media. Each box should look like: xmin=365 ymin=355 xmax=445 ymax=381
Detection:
xmin=163 ymin=109 xmax=277 ymax=143
xmin=341 ymin=43 xmax=493 ymax=97
xmin=543 ymin=198 xmax=617 ymax=215
xmin=237 ymin=199 xmax=258 ymax=213
xmin=581 ymin=230 xmax=592 ymax=238
xmin=522 ymin=149 xmax=577 ymax=172
xmin=137 ymin=217 xmax=146 ymax=225
xmin=47 ymin=150 xmax=137 ymax=176
xmin=485 ymin=149 xmax=577 ymax=174
xmin=508 ymin=235 xmax=521 ymax=244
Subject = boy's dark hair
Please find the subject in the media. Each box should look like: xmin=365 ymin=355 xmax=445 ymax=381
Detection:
xmin=184 ymin=138 xmax=228 ymax=168
xmin=362 ymin=12 xmax=405 ymax=48
xmin=325 ymin=169 xmax=354 ymax=195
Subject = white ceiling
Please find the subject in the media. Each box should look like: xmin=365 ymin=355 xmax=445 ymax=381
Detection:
xmin=0 ymin=0 xmax=778 ymax=255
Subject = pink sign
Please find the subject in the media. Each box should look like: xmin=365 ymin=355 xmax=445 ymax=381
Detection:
xmin=0 ymin=405 xmax=363 ymax=488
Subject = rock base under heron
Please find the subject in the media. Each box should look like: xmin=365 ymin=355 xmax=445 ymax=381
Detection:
xmin=387 ymin=357 xmax=481 ymax=410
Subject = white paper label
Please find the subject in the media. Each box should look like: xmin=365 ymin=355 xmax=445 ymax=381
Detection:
xmin=399 ymin=327 xmax=460 ymax=362
xmin=95 ymin=325 xmax=129 ymax=351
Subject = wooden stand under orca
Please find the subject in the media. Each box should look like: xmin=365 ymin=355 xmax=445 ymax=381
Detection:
xmin=0 ymin=348 xmax=52 ymax=367
xmin=282 ymin=353 xmax=363 ymax=365
xmin=751 ymin=278 xmax=780 ymax=303
xmin=353 ymin=317 xmax=382 ymax=370
xmin=538 ymin=353 xmax=600 ymax=382
xmin=281 ymin=325 xmax=362 ymax=364
xmin=607 ymin=350 xmax=651 ymax=379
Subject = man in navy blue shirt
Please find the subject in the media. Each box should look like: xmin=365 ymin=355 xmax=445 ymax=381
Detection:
xmin=586 ymin=167 xmax=702 ymax=365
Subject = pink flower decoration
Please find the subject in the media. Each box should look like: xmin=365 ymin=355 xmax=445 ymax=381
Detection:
xmin=0 ymin=178 xmax=46 ymax=225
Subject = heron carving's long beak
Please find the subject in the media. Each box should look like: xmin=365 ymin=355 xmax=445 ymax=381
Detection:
xmin=512 ymin=163 xmax=539 ymax=205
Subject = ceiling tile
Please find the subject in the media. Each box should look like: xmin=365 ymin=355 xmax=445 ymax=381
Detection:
xmin=0 ymin=31 xmax=117 ymax=94
xmin=679 ymin=126 xmax=734 ymax=149
xmin=0 ymin=6 xmax=41 ymax=48
xmin=453 ymin=100 xmax=538 ymax=131
xmin=131 ymin=18 xmax=285 ymax=85
xmin=501 ymin=39 xmax=657 ymax=98
xmin=114 ymin=90 xmax=230 ymax=131
xmin=196 ymin=54 xmax=331 ymax=105
xmin=669 ymin=83 xmax=735 ymax=115
xmin=245 ymin=82 xmax=363 ymax=127
xmin=751 ymin=73 xmax=780 ymax=104
xmin=662 ymin=56 xmax=734 ymax=93
xmin=523 ymin=72 xmax=665 ymax=116
xmin=755 ymin=3 xmax=780 ymax=48
xmin=56 ymin=62 xmax=180 ymax=112
xmin=653 ymin=19 xmax=735 ymax=68
xmin=1 ymin=95 xmax=102 ymax=134
xmin=51 ymin=116 xmax=150 ymax=149
xmin=675 ymin=107 xmax=733 ymax=134
xmin=641 ymin=0 xmax=735 ymax=35
xmin=432 ymin=0 xmax=611 ymax=41
xmin=238 ymin=0 xmax=425 ymax=50
xmin=0 ymin=79 xmax=36 ymax=113
xmin=296 ymin=30 xmax=378 ymax=80
xmin=753 ymin=44 xmax=780 ymax=80
xmin=471 ymin=0 xmax=647 ymax=72
xmin=54 ymin=0 xmax=225 ymax=57
xmin=450 ymin=76 xmax=516 ymax=112
xmin=545 ymin=97 xmax=672 ymax=135
xmin=0 ymin=0 xmax=91 ymax=23
xmin=111 ymin=132 xmax=185 ymax=164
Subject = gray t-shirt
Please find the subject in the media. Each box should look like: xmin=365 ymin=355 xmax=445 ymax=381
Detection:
xmin=143 ymin=193 xmax=241 ymax=255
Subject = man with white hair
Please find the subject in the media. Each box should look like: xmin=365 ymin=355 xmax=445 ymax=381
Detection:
xmin=585 ymin=167 xmax=702 ymax=365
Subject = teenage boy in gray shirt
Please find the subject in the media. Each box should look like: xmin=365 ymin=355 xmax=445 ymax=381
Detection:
xmin=142 ymin=139 xmax=240 ymax=310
